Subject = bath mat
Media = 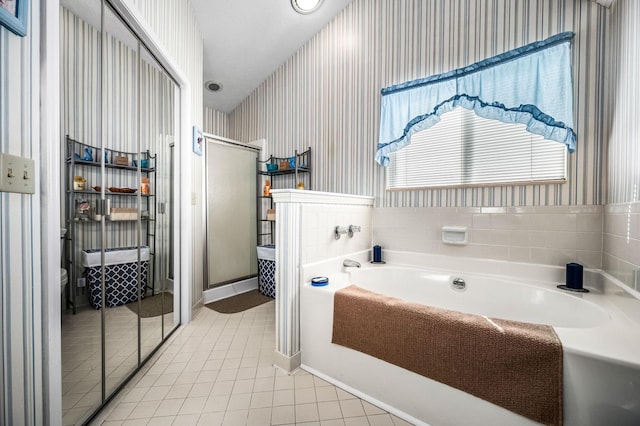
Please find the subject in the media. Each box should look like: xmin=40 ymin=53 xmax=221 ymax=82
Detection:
xmin=126 ymin=292 xmax=173 ymax=318
xmin=332 ymin=284 xmax=563 ymax=426
xmin=205 ymin=290 xmax=273 ymax=314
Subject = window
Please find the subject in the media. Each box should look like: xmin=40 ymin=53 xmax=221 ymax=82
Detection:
xmin=376 ymin=32 xmax=576 ymax=185
xmin=386 ymin=107 xmax=566 ymax=190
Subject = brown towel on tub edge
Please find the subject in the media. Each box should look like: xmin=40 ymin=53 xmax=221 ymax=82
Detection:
xmin=332 ymin=284 xmax=563 ymax=426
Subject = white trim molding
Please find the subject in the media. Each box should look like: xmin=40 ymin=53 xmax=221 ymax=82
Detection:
xmin=271 ymin=189 xmax=374 ymax=206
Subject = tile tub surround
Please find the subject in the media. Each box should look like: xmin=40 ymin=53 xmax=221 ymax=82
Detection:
xmin=604 ymin=202 xmax=640 ymax=290
xmin=372 ymin=205 xmax=603 ymax=269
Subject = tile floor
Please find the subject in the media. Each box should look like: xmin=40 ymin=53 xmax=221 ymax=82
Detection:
xmin=91 ymin=300 xmax=413 ymax=425
xmin=62 ymin=301 xmax=176 ymax=425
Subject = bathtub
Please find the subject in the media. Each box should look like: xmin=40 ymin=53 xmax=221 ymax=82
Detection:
xmin=300 ymin=251 xmax=640 ymax=426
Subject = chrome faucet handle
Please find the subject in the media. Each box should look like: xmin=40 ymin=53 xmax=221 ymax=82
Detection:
xmin=334 ymin=225 xmax=348 ymax=240
xmin=348 ymin=225 xmax=361 ymax=238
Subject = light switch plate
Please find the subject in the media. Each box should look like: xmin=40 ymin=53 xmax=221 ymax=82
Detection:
xmin=0 ymin=152 xmax=36 ymax=194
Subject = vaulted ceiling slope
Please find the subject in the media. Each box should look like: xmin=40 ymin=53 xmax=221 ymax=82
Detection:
xmin=192 ymin=0 xmax=354 ymax=113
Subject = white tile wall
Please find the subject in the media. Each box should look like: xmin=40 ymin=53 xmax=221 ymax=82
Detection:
xmin=300 ymin=204 xmax=372 ymax=265
xmin=372 ymin=206 xmax=603 ymax=269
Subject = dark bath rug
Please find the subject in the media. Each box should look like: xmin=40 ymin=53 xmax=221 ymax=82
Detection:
xmin=126 ymin=292 xmax=173 ymax=318
xmin=205 ymin=290 xmax=273 ymax=314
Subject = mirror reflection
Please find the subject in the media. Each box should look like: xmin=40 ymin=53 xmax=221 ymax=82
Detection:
xmin=60 ymin=0 xmax=104 ymax=422
xmin=138 ymin=45 xmax=177 ymax=359
xmin=60 ymin=0 xmax=179 ymax=423
xmin=101 ymin=1 xmax=141 ymax=398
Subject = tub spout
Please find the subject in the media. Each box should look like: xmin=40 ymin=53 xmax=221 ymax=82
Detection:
xmin=343 ymin=259 xmax=361 ymax=268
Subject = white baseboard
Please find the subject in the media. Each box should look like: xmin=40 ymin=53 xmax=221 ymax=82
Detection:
xmin=274 ymin=350 xmax=301 ymax=373
xmin=203 ymin=277 xmax=258 ymax=304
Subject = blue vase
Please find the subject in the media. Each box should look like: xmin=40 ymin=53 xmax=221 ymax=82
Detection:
xmin=81 ymin=147 xmax=93 ymax=161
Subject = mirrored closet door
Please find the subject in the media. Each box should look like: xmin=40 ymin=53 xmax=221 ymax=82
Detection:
xmin=60 ymin=1 xmax=180 ymax=424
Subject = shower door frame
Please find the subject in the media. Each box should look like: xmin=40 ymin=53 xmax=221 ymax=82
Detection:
xmin=203 ymin=134 xmax=261 ymax=293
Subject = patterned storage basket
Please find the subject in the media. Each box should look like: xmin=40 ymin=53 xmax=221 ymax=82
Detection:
xmin=257 ymin=245 xmax=276 ymax=298
xmin=82 ymin=246 xmax=149 ymax=309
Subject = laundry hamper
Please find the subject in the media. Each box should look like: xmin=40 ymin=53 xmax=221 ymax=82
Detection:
xmin=257 ymin=244 xmax=276 ymax=298
xmin=82 ymin=246 xmax=149 ymax=309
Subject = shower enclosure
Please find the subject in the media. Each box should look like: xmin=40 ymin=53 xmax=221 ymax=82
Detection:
xmin=205 ymin=135 xmax=258 ymax=290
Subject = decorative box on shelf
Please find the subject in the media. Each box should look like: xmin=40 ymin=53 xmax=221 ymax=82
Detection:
xmin=267 ymin=209 xmax=276 ymax=221
xmin=109 ymin=207 xmax=138 ymax=221
xmin=114 ymin=155 xmax=129 ymax=166
xmin=278 ymin=161 xmax=289 ymax=170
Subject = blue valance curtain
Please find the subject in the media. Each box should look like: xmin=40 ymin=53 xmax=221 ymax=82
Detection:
xmin=376 ymin=32 xmax=576 ymax=166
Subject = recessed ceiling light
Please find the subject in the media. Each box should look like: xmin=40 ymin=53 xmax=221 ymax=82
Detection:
xmin=291 ymin=0 xmax=323 ymax=14
xmin=205 ymin=81 xmax=222 ymax=92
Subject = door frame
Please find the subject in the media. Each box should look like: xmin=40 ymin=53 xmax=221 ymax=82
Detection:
xmin=202 ymin=134 xmax=263 ymax=303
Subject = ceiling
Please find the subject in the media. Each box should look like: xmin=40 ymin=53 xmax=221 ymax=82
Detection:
xmin=61 ymin=0 xmax=353 ymax=113
xmin=191 ymin=0 xmax=354 ymax=113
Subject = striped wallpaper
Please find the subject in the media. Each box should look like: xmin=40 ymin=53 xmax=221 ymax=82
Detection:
xmin=204 ymin=108 xmax=230 ymax=138
xmin=61 ymin=8 xmax=177 ymax=308
xmin=227 ymin=0 xmax=607 ymax=208
xmin=605 ymin=0 xmax=639 ymax=206
xmin=602 ymin=0 xmax=640 ymax=287
xmin=0 ymin=1 xmax=42 ymax=424
xmin=124 ymin=0 xmax=205 ymax=309
xmin=126 ymin=0 xmax=203 ymax=129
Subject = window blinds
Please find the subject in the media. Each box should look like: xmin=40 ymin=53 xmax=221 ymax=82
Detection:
xmin=386 ymin=107 xmax=566 ymax=190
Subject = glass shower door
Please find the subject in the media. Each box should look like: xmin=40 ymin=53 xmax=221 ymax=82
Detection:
xmin=205 ymin=138 xmax=258 ymax=289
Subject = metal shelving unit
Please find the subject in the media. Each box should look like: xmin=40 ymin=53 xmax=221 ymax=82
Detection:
xmin=64 ymin=135 xmax=156 ymax=314
xmin=256 ymin=147 xmax=311 ymax=246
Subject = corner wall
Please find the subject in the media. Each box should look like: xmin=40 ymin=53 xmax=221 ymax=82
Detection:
xmin=602 ymin=0 xmax=640 ymax=289
xmin=204 ymin=107 xmax=230 ymax=138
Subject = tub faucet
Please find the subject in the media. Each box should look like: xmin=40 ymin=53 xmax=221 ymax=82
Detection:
xmin=343 ymin=259 xmax=361 ymax=268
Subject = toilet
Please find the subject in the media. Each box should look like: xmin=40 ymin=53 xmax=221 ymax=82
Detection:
xmin=60 ymin=229 xmax=68 ymax=295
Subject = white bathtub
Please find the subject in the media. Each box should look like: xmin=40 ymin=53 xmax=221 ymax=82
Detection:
xmin=300 ymin=251 xmax=640 ymax=426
